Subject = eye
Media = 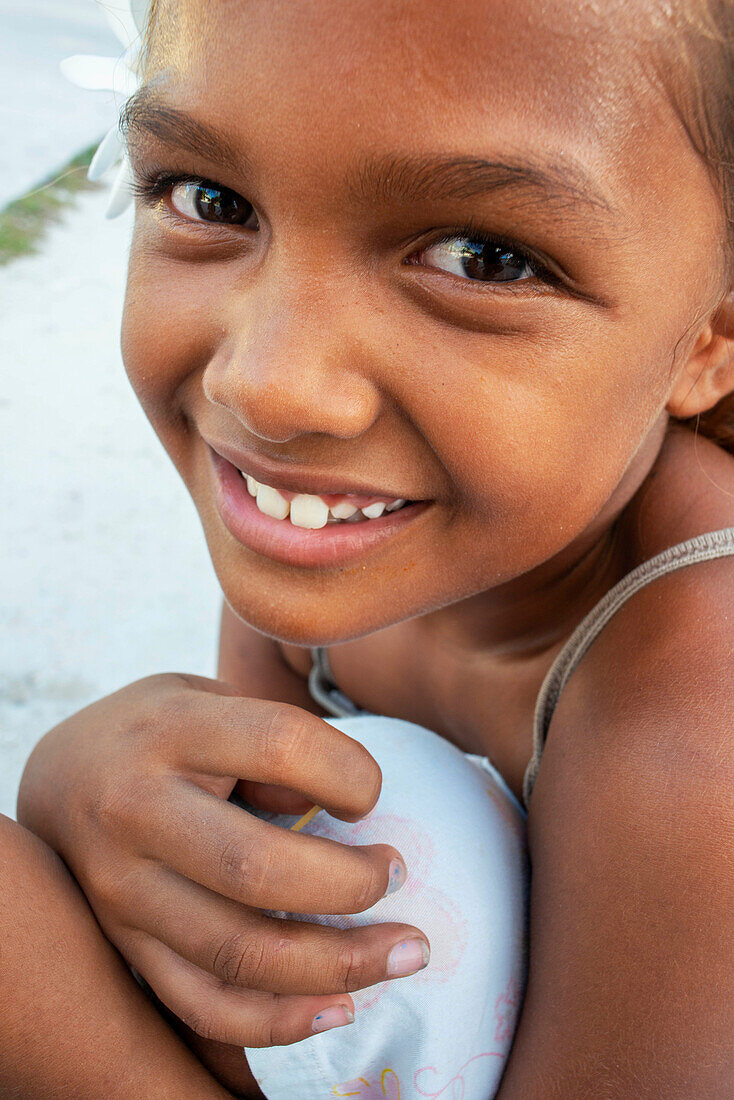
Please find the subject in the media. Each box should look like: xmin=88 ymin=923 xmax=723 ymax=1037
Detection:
xmin=170 ymin=180 xmax=258 ymax=228
xmin=416 ymin=234 xmax=543 ymax=284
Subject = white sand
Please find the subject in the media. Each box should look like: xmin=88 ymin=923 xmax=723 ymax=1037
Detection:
xmin=0 ymin=187 xmax=222 ymax=819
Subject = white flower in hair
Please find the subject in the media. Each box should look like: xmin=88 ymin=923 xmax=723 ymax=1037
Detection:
xmin=60 ymin=1 xmax=150 ymax=218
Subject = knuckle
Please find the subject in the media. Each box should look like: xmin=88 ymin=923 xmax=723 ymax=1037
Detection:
xmin=262 ymin=705 xmax=311 ymax=774
xmin=351 ymin=853 xmax=382 ymax=912
xmin=211 ymin=932 xmax=266 ymax=987
xmin=141 ymin=686 xmax=199 ymax=754
xmin=88 ymin=773 xmax=145 ymax=835
xmin=334 ymin=942 xmax=372 ymax=993
xmin=218 ymin=835 xmax=273 ymax=899
xmin=124 ymin=674 xmax=209 ymax=760
xmin=88 ymin=861 xmax=132 ymax=914
xmin=245 ymin=996 xmax=299 ymax=1048
xmin=87 ymin=860 xmax=152 ymax=932
xmin=263 ymin=1001 xmax=300 ymax=1047
xmin=212 ymin=931 xmax=294 ymax=990
xmin=345 ymin=745 xmax=383 ymax=818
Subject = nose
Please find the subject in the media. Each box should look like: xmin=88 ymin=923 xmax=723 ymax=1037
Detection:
xmin=203 ymin=279 xmax=383 ymax=444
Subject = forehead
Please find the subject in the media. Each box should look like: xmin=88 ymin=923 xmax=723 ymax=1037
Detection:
xmin=142 ymin=0 xmax=712 ymax=238
xmin=149 ymin=0 xmax=651 ymax=144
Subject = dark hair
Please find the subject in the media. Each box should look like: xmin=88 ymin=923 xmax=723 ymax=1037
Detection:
xmin=140 ymin=0 xmax=734 ymax=454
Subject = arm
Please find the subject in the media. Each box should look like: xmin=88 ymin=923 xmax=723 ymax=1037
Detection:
xmin=496 ymin=557 xmax=734 ymax=1099
xmin=0 ymin=815 xmax=230 ymax=1099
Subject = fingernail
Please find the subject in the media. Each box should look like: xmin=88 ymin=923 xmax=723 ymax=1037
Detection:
xmin=386 ymin=938 xmax=430 ymax=978
xmin=312 ymin=1005 xmax=355 ymax=1033
xmin=384 ymin=858 xmax=407 ymax=896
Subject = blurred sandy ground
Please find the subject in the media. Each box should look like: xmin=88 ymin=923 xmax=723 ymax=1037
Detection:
xmin=1 ymin=2 xmax=224 ymax=819
xmin=0 ymin=186 xmax=222 ymax=819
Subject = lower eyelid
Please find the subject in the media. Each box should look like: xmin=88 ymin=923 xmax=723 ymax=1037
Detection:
xmin=403 ymin=257 xmax=563 ymax=303
xmin=148 ymin=201 xmax=225 ymax=237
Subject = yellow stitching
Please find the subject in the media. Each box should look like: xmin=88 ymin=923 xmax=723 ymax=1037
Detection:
xmin=332 ymin=1077 xmax=371 ymax=1096
xmin=382 ymin=1068 xmax=401 ymax=1097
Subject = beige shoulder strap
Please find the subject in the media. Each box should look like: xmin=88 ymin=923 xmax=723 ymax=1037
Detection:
xmin=308 ymin=645 xmax=365 ymax=717
xmin=522 ymin=527 xmax=734 ymax=809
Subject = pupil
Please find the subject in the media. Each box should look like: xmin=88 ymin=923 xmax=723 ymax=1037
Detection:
xmin=460 ymin=242 xmax=527 ymax=282
xmin=195 ymin=185 xmax=249 ymax=224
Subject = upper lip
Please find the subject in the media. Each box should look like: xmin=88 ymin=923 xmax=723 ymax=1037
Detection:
xmin=205 ymin=438 xmax=422 ymax=500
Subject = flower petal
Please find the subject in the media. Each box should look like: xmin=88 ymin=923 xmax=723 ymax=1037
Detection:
xmin=130 ymin=0 xmax=150 ymax=34
xmin=60 ymin=54 xmax=119 ymax=91
xmin=112 ymin=63 xmax=140 ymax=100
xmin=105 ymin=158 xmax=135 ymax=219
xmin=88 ymin=127 xmax=124 ymax=181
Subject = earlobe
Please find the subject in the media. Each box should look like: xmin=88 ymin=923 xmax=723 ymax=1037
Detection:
xmin=666 ymin=289 xmax=734 ymax=419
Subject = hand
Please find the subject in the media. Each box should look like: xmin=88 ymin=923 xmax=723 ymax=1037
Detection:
xmin=17 ymin=673 xmax=429 ymax=1046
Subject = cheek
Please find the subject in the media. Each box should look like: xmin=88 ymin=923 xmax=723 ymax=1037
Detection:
xmin=414 ymin=333 xmax=666 ymax=569
xmin=121 ymin=236 xmax=221 ymax=471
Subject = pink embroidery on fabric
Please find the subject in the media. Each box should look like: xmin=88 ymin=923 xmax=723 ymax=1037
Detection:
xmin=298 ymin=811 xmax=468 ymax=1010
xmin=333 ymin=1067 xmax=401 ymax=1097
xmin=414 ymin=1053 xmax=504 ymax=1098
xmin=493 ymin=976 xmax=522 ymax=1044
xmin=315 ymin=814 xmax=437 ymax=882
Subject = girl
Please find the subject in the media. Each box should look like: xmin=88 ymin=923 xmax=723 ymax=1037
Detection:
xmin=4 ymin=0 xmax=734 ymax=1095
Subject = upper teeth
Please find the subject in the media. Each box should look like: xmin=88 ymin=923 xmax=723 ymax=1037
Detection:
xmin=330 ymin=500 xmax=359 ymax=520
xmin=290 ymin=494 xmax=329 ymax=529
xmin=241 ymin=473 xmax=408 ymax=528
xmin=256 ymin=484 xmax=290 ymax=521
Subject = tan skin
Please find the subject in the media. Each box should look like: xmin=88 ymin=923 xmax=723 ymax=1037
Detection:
xmin=10 ymin=0 xmax=734 ymax=1095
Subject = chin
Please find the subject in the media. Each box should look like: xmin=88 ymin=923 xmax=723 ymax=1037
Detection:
xmin=210 ymin=553 xmax=431 ymax=647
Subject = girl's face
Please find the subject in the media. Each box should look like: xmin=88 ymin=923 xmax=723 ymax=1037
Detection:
xmin=122 ymin=0 xmax=725 ymax=645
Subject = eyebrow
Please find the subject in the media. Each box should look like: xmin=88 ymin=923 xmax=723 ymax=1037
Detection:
xmin=347 ymin=153 xmax=615 ymax=223
xmin=122 ymin=90 xmax=616 ymax=225
xmin=121 ymin=88 xmax=242 ymax=166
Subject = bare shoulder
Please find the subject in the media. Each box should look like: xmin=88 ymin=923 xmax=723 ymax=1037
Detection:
xmin=499 ymin=445 xmax=734 ymax=1096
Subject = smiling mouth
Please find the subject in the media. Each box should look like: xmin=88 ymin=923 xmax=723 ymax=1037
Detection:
xmin=208 ymin=447 xmax=432 ymax=569
xmin=239 ymin=469 xmax=411 ymax=529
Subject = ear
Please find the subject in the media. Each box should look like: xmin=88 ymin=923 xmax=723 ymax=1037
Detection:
xmin=666 ymin=290 xmax=734 ymax=418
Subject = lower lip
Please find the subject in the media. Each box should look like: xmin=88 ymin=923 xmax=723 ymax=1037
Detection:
xmin=209 ymin=448 xmax=431 ymax=569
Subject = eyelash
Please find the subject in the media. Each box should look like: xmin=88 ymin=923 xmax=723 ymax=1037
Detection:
xmin=131 ymin=170 xmax=198 ymax=205
xmin=132 ymin=171 xmax=559 ymax=287
xmin=415 ymin=216 xmax=557 ymax=288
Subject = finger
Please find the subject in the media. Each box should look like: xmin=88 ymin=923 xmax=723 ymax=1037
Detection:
xmin=126 ymin=866 xmax=431 ymax=996
xmin=131 ymin=780 xmax=407 ymax=915
xmin=128 ymin=932 xmax=356 ymax=1047
xmin=173 ymin=691 xmax=383 ymax=822
xmin=233 ymin=779 xmax=314 ymax=816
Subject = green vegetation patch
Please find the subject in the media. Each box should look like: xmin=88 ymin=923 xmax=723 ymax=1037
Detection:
xmin=0 ymin=145 xmax=103 ymax=266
